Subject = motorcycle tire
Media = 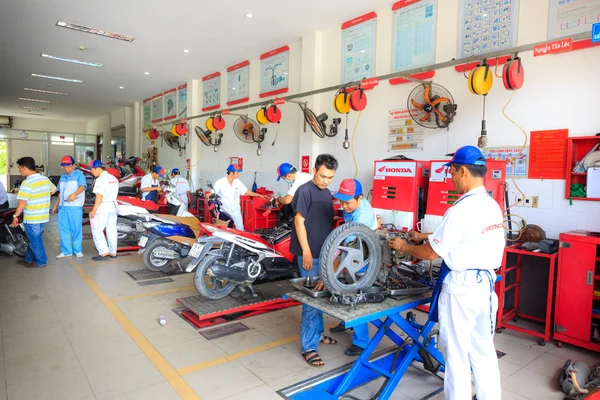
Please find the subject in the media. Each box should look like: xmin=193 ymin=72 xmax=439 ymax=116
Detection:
xmin=143 ymin=238 xmax=174 ymax=272
xmin=9 ymin=226 xmax=29 ymax=258
xmin=319 ymin=222 xmax=382 ymax=295
xmin=194 ymin=252 xmax=235 ymax=300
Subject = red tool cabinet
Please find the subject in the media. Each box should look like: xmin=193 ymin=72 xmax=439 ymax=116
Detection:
xmin=241 ymin=196 xmax=279 ymax=231
xmin=554 ymin=231 xmax=600 ymax=352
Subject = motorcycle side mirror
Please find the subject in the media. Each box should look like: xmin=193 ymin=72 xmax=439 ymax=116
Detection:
xmin=206 ymin=180 xmax=213 ymax=189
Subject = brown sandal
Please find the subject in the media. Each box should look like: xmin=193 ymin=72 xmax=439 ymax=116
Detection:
xmin=319 ymin=335 xmax=337 ymax=345
xmin=302 ymin=350 xmax=324 ymax=366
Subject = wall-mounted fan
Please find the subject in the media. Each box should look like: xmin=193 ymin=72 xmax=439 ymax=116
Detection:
xmin=233 ymin=117 xmax=259 ymax=144
xmin=407 ymin=83 xmax=457 ymax=129
xmin=195 ymin=126 xmax=223 ymax=152
xmin=163 ymin=131 xmax=185 ymax=152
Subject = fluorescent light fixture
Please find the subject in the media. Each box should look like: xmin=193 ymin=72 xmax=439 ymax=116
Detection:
xmin=14 ymin=105 xmax=51 ymax=111
xmin=119 ymin=86 xmax=124 ymax=89
xmin=245 ymin=13 xmax=253 ymax=18
xmin=24 ymin=87 xmax=68 ymax=95
xmin=144 ymin=72 xmax=150 ymax=75
xmin=31 ymin=73 xmax=83 ymax=83
xmin=14 ymin=112 xmax=45 ymax=116
xmin=41 ymin=53 xmax=103 ymax=68
xmin=183 ymin=49 xmax=190 ymax=53
xmin=56 ymin=21 xmax=135 ymax=42
xmin=19 ymin=98 xmax=58 ymax=104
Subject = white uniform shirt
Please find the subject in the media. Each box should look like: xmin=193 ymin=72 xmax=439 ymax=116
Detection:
xmin=93 ymin=171 xmax=119 ymax=211
xmin=170 ymin=176 xmax=191 ymax=205
xmin=140 ymin=174 xmax=159 ymax=200
xmin=428 ymin=186 xmax=505 ymax=293
xmin=287 ymin=172 xmax=313 ymax=197
xmin=213 ymin=176 xmax=248 ymax=216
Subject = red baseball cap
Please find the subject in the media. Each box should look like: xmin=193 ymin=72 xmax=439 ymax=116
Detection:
xmin=60 ymin=156 xmax=75 ymax=166
xmin=334 ymin=179 xmax=363 ymax=201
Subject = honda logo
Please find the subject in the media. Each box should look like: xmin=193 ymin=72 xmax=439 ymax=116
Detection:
xmin=374 ymin=162 xmax=416 ymax=177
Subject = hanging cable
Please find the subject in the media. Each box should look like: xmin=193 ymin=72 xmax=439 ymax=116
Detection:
xmin=351 ymin=111 xmax=362 ymax=178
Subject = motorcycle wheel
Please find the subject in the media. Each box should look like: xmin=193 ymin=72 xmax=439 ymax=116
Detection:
xmin=9 ymin=227 xmax=29 ymax=258
xmin=194 ymin=253 xmax=235 ymax=300
xmin=143 ymin=239 xmax=173 ymax=271
xmin=319 ymin=222 xmax=382 ymax=295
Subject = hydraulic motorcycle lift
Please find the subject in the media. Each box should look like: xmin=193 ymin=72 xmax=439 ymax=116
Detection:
xmin=283 ymin=292 xmax=445 ymax=400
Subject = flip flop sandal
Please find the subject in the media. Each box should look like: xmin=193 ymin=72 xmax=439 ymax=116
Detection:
xmin=302 ymin=350 xmax=324 ymax=366
xmin=319 ymin=335 xmax=337 ymax=345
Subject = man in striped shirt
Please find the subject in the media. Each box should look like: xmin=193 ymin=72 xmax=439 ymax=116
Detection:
xmin=11 ymin=157 xmax=56 ymax=268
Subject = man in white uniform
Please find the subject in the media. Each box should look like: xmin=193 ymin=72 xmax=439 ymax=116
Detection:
xmin=274 ymin=162 xmax=312 ymax=206
xmin=89 ymin=160 xmax=119 ymax=261
xmin=170 ymin=168 xmax=191 ymax=210
xmin=140 ymin=166 xmax=164 ymax=203
xmin=212 ymin=164 xmax=269 ymax=230
xmin=389 ymin=146 xmax=504 ymax=400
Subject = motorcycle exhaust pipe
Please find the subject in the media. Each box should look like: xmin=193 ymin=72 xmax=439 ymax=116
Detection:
xmin=151 ymin=249 xmax=181 ymax=260
xmin=207 ymin=264 xmax=250 ymax=283
xmin=116 ymin=223 xmax=136 ymax=234
xmin=0 ymin=243 xmax=16 ymax=254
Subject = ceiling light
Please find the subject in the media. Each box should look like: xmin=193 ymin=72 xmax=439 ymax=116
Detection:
xmin=24 ymin=88 xmax=68 ymax=95
xmin=245 ymin=13 xmax=253 ymax=18
xmin=119 ymin=86 xmax=124 ymax=89
xmin=56 ymin=21 xmax=135 ymax=42
xmin=14 ymin=112 xmax=45 ymax=116
xmin=19 ymin=98 xmax=58 ymax=104
xmin=41 ymin=53 xmax=103 ymax=67
xmin=14 ymin=105 xmax=51 ymax=111
xmin=31 ymin=73 xmax=83 ymax=83
xmin=144 ymin=72 xmax=150 ymax=75
xmin=183 ymin=49 xmax=190 ymax=53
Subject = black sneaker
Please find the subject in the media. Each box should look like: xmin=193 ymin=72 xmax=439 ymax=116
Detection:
xmin=344 ymin=344 xmax=364 ymax=356
xmin=24 ymin=262 xmax=45 ymax=268
xmin=92 ymin=255 xmax=110 ymax=261
xmin=330 ymin=322 xmax=351 ymax=333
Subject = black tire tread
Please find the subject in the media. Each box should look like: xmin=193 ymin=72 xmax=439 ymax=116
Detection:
xmin=194 ymin=253 xmax=235 ymax=300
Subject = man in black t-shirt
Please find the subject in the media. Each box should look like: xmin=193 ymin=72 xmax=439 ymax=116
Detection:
xmin=291 ymin=154 xmax=338 ymax=366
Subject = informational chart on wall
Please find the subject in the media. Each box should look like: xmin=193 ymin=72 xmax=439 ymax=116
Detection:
xmin=342 ymin=12 xmax=377 ymax=84
xmin=457 ymin=0 xmax=520 ymax=58
xmin=227 ymin=61 xmax=250 ymax=106
xmin=388 ymin=108 xmax=424 ymax=152
xmin=202 ymin=72 xmax=220 ymax=112
xmin=260 ymin=46 xmax=290 ymax=98
xmin=177 ymin=84 xmax=187 ymax=118
xmin=482 ymin=146 xmax=529 ymax=178
xmin=143 ymin=98 xmax=151 ymax=127
xmin=151 ymin=94 xmax=163 ymax=123
xmin=392 ymin=0 xmax=437 ymax=72
xmin=548 ymin=0 xmax=600 ymax=39
xmin=529 ymin=129 xmax=568 ymax=179
xmin=163 ymin=88 xmax=177 ymax=121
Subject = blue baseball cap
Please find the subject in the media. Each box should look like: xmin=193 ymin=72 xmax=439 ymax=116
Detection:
xmin=171 ymin=168 xmax=180 ymax=175
xmin=153 ymin=166 xmax=165 ymax=177
xmin=334 ymin=178 xmax=363 ymax=201
xmin=227 ymin=164 xmax=240 ymax=173
xmin=91 ymin=160 xmax=104 ymax=169
xmin=276 ymin=163 xmax=294 ymax=181
xmin=443 ymin=145 xmax=487 ymax=167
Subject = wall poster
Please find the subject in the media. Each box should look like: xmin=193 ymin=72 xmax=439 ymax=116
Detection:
xmin=529 ymin=129 xmax=568 ymax=179
xmin=392 ymin=0 xmax=437 ymax=72
xmin=260 ymin=46 xmax=290 ymax=98
xmin=482 ymin=146 xmax=529 ymax=178
xmin=143 ymin=98 xmax=151 ymax=128
xmin=177 ymin=84 xmax=187 ymax=118
xmin=342 ymin=12 xmax=377 ymax=84
xmin=457 ymin=0 xmax=520 ymax=58
xmin=202 ymin=72 xmax=221 ymax=112
xmin=227 ymin=61 xmax=250 ymax=106
xmin=548 ymin=0 xmax=600 ymax=39
xmin=163 ymin=88 xmax=177 ymax=121
xmin=388 ymin=108 xmax=424 ymax=152
xmin=151 ymin=94 xmax=163 ymax=123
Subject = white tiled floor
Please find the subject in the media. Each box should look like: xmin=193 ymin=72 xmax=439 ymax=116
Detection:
xmin=0 ymin=220 xmax=597 ymax=400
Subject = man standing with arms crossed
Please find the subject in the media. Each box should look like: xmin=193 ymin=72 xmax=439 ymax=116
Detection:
xmin=291 ymin=154 xmax=338 ymax=366
xmin=88 ymin=160 xmax=119 ymax=261
xmin=389 ymin=146 xmax=504 ymax=400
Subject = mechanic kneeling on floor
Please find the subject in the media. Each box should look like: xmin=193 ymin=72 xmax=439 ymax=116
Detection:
xmin=388 ymin=145 xmax=504 ymax=400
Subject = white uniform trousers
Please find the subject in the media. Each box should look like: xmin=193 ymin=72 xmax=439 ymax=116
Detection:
xmin=231 ymin=211 xmax=244 ymax=231
xmin=438 ymin=280 xmax=501 ymax=400
xmin=91 ymin=203 xmax=118 ymax=255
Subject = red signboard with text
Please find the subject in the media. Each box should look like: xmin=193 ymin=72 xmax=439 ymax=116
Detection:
xmin=301 ymin=156 xmax=310 ymax=173
xmin=533 ymin=39 xmax=572 ymax=57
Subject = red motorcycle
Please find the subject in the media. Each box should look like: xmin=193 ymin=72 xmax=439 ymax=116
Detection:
xmin=185 ymin=204 xmax=296 ymax=300
xmin=79 ymin=155 xmax=145 ymax=203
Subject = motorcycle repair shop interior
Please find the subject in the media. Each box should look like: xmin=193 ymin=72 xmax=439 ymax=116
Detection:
xmin=0 ymin=1 xmax=599 ymax=400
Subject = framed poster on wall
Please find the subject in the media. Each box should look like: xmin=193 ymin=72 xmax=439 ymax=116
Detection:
xmin=177 ymin=84 xmax=187 ymax=118
xmin=202 ymin=72 xmax=220 ymax=112
xmin=342 ymin=12 xmax=377 ymax=84
xmin=227 ymin=61 xmax=250 ymax=106
xmin=548 ymin=0 xmax=600 ymax=39
xmin=151 ymin=94 xmax=163 ymax=123
xmin=163 ymin=88 xmax=177 ymax=121
xmin=392 ymin=0 xmax=437 ymax=72
xmin=143 ymin=98 xmax=151 ymax=127
xmin=260 ymin=46 xmax=289 ymax=98
xmin=457 ymin=0 xmax=520 ymax=58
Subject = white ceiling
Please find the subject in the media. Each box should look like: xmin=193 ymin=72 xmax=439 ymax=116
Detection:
xmin=0 ymin=0 xmax=391 ymax=122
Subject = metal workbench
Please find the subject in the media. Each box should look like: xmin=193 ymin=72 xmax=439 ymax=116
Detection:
xmin=284 ymin=291 xmax=445 ymax=400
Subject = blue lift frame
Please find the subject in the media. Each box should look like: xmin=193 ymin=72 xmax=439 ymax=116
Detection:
xmin=285 ymin=292 xmax=446 ymax=400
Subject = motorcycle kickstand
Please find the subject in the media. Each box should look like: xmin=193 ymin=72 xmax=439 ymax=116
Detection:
xmin=174 ymin=261 xmax=183 ymax=272
xmin=248 ymin=284 xmax=258 ymax=298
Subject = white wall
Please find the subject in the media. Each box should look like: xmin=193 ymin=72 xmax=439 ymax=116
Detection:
xmin=110 ymin=108 xmax=126 ymax=128
xmin=12 ymin=117 xmax=85 ymax=134
xmin=86 ymin=114 xmax=110 ymax=160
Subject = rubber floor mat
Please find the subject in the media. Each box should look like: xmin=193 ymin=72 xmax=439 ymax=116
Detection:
xmin=199 ymin=322 xmax=250 ymax=340
xmin=137 ymin=278 xmax=174 ymax=286
xmin=125 ymin=268 xmax=167 ymax=281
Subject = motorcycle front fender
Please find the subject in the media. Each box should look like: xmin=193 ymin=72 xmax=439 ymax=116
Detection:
xmin=185 ymin=236 xmax=223 ymax=272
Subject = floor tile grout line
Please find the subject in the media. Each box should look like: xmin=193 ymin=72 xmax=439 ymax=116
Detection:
xmin=66 ymin=257 xmax=201 ymax=400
